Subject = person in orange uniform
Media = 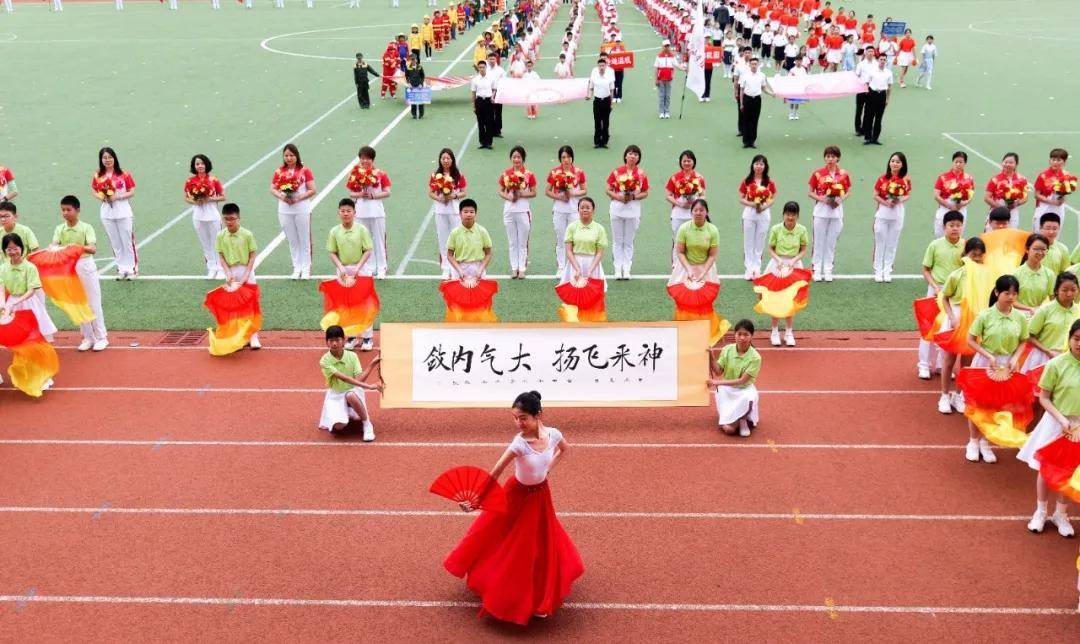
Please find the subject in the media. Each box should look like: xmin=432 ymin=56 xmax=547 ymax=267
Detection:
xmin=381 ymin=40 xmax=398 ymax=98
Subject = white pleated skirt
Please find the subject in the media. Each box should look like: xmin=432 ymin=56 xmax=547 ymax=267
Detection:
xmin=715 ymin=384 xmax=759 ymax=425
xmin=318 ymin=386 xmax=367 ymax=430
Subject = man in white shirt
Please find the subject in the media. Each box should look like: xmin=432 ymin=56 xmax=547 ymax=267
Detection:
xmin=731 ymin=46 xmax=751 ymax=137
xmin=853 ymin=46 xmax=876 ymax=138
xmin=471 ymin=61 xmax=496 ymax=149
xmin=739 ymin=57 xmax=772 ymax=149
xmin=486 ymin=53 xmax=506 ymax=138
xmin=863 ymin=52 xmax=893 ymax=145
xmin=587 ymin=56 xmax=616 ymax=148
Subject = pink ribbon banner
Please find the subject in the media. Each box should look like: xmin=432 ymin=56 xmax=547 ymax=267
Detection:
xmin=493 ymin=77 xmax=590 ymax=105
xmin=766 ymin=71 xmax=868 ymax=100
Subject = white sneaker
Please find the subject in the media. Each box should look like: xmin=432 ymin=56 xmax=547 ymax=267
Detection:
xmin=788 ymin=112 xmax=795 ymax=120
xmin=874 ymin=271 xmax=883 ymax=283
xmin=824 ymin=270 xmax=834 ymax=282
xmin=248 ymin=334 xmax=262 ymax=350
xmin=1027 ymin=508 xmax=1047 ymax=533
xmin=1051 ymin=511 xmax=1075 ymax=537
xmin=43 ymin=378 xmax=54 ymax=391
xmin=300 ymin=268 xmax=311 ymax=280
xmin=376 ymin=269 xmax=387 ymax=279
xmin=812 ymin=270 xmax=822 ymax=282
xmin=926 ymin=85 xmax=932 ymax=90
xmin=938 ymin=393 xmax=953 ymax=414
xmin=206 ymin=269 xmax=217 ymax=279
xmin=964 ymin=439 xmax=979 ymax=462
xmin=92 ymin=339 xmax=109 ymax=352
xmin=951 ymin=391 xmax=966 ymax=413
xmin=344 ymin=337 xmax=358 ymax=350
xmin=978 ymin=439 xmax=996 ymax=463
xmin=883 ymin=271 xmax=892 ymax=283
xmin=360 ymin=338 xmax=374 ymax=352
xmin=794 ymin=113 xmax=799 ymax=120
xmin=78 ymin=338 xmax=94 ymax=352
xmin=362 ymin=420 xmax=375 ymax=442
xmin=441 ymin=269 xmax=451 ymax=280
xmin=784 ymin=331 xmax=796 ymax=347
xmin=917 ymin=366 xmax=931 ymax=380
xmin=770 ymin=328 xmax=781 ymax=346
xmin=738 ymin=421 xmax=751 ymax=437
xmin=291 ymin=270 xmax=301 ymax=280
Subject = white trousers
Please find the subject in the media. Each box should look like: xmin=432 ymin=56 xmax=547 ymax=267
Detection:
xmin=742 ymin=216 xmax=770 ymax=274
xmin=115 ymin=0 xmax=123 ymax=9
xmin=3 ymin=0 xmax=12 ymax=12
xmin=277 ymin=210 xmax=312 ymax=273
xmin=811 ymin=217 xmax=843 ymax=273
xmin=670 ymin=216 xmax=690 ymax=266
xmin=435 ymin=213 xmax=461 ymax=269
xmin=76 ymin=256 xmax=107 ymax=342
xmin=610 ymin=216 xmax=640 ymax=272
xmin=872 ymin=215 xmax=904 ymax=274
xmin=168 ymin=0 xmax=177 ymax=9
xmin=503 ymin=211 xmax=531 ymax=272
xmin=305 ymin=0 xmax=313 ymax=7
xmin=358 ymin=217 xmax=388 ymax=274
xmin=194 ymin=218 xmax=222 ymax=272
xmin=275 ymin=0 xmax=284 ymax=7
xmin=933 ymin=205 xmax=967 ymax=237
xmin=552 ymin=211 xmax=575 ymax=273
xmin=102 ymin=217 xmax=138 ymax=275
xmin=212 ymin=0 xmax=220 ymax=8
xmin=1032 ymin=202 xmax=1059 ymax=231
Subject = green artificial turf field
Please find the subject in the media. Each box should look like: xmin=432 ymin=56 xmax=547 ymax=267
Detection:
xmin=2 ymin=0 xmax=1078 ymax=330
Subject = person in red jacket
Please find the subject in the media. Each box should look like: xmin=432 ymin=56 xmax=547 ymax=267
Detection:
xmin=380 ymin=41 xmax=398 ymax=98
xmin=896 ymin=29 xmax=917 ymax=87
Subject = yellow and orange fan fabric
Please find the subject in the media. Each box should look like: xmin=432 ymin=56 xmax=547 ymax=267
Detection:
xmin=956 ymin=366 xmax=1035 ymax=448
xmin=439 ymin=277 xmax=498 ymax=322
xmin=556 ymin=277 xmax=606 ymax=323
xmin=319 ymin=276 xmax=380 ymax=336
xmin=27 ymin=245 xmax=95 ymax=326
xmin=1035 ymin=428 xmax=1080 ymax=504
xmin=752 ymin=268 xmax=811 ymax=319
xmin=429 ymin=465 xmax=507 ymax=512
xmin=981 ymin=228 xmax=1031 ymax=279
xmin=933 ymin=257 xmax=994 ymax=356
xmin=203 ymin=283 xmax=263 ymax=356
xmin=667 ymin=279 xmax=729 ymax=346
xmin=0 ymin=309 xmax=59 ymax=398
xmin=913 ymin=296 xmax=943 ymax=341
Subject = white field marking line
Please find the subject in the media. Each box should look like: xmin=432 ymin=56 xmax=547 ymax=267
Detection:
xmin=49 ymin=344 xmax=919 ymax=352
xmin=393 ymin=124 xmax=477 ymax=275
xmin=254 ymin=38 xmax=476 ymax=270
xmin=260 ymin=24 xmax=427 ymax=61
xmin=0 ymin=386 xmax=937 ymax=395
xmin=0 ymin=506 xmax=1031 ymax=522
xmin=967 ymin=17 xmax=1080 ymax=44
xmin=0 ymin=594 xmax=1071 ymax=616
xmin=0 ymin=439 xmax=964 ymax=450
xmin=100 ymin=272 xmax=926 ymax=280
xmin=98 ymin=93 xmax=356 ymax=275
xmin=945 ymin=131 xmax=1080 ymax=136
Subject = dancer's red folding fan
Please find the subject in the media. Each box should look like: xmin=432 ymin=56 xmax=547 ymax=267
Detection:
xmin=1036 ymin=435 xmax=1080 ymax=504
xmin=956 ymin=367 xmax=1035 ymax=414
xmin=439 ymin=279 xmax=499 ymax=308
xmin=666 ymin=280 xmax=719 ymax=314
xmin=1026 ymin=365 xmax=1046 ymax=396
xmin=429 ymin=466 xmax=507 ymax=512
xmin=555 ymin=278 xmax=604 ymax=308
xmin=912 ymin=296 xmax=941 ymax=340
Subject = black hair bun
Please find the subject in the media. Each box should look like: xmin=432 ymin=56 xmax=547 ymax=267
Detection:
xmin=529 ymin=390 xmax=542 ymax=400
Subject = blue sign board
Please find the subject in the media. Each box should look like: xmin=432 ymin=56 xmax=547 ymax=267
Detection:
xmin=881 ymin=21 xmax=907 ymax=37
xmin=406 ymin=87 xmax=432 ymax=105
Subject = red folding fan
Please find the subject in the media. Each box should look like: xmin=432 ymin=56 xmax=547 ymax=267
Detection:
xmin=666 ymin=280 xmax=720 ymax=314
xmin=439 ymin=279 xmax=499 ymax=308
xmin=555 ymin=278 xmax=605 ymax=308
xmin=429 ymin=466 xmax=507 ymax=513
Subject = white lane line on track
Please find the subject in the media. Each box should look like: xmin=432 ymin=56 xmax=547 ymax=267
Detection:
xmin=0 ymin=439 xmax=966 ymax=450
xmin=0 ymin=386 xmax=938 ymax=394
xmin=94 ymin=273 xmax=928 ymax=280
xmin=48 ymin=344 xmax=920 ymax=352
xmin=0 ymin=593 xmax=1071 ymax=615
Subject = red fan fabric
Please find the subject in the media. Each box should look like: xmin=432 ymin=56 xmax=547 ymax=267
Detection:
xmin=934 ymin=304 xmax=976 ymax=356
xmin=555 ymin=279 xmax=606 ymax=323
xmin=667 ymin=281 xmax=727 ymax=346
xmin=1035 ymin=435 xmax=1080 ymax=504
xmin=956 ymin=367 xmax=1035 ymax=447
xmin=444 ymin=477 xmax=584 ymax=625
xmin=27 ymin=246 xmax=96 ymax=326
xmin=318 ymin=277 xmax=380 ymax=337
xmin=1026 ymin=365 xmax=1046 ymax=396
xmin=429 ymin=466 xmax=507 ymax=513
xmin=203 ymin=284 xmax=263 ymax=356
xmin=0 ymin=310 xmax=60 ymax=398
xmin=912 ymin=296 xmax=942 ymax=341
xmin=752 ymin=268 xmax=811 ymax=319
xmin=440 ymin=279 xmax=499 ymax=322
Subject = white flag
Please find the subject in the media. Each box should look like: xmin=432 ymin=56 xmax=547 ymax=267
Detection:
xmin=686 ymin=0 xmax=707 ymax=99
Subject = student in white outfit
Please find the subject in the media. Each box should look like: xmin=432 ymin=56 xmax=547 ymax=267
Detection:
xmin=184 ymin=154 xmax=226 ymax=279
xmin=915 ymin=35 xmax=936 ymax=90
xmin=429 ymin=148 xmax=468 ymax=279
xmin=54 ymin=195 xmax=108 ymax=352
xmin=497 ymin=146 xmax=538 ymax=279
xmin=604 ymin=144 xmax=650 ymax=280
xmin=348 ymin=145 xmax=392 ymax=279
xmin=92 ymin=147 xmax=138 ymax=280
xmin=737 ymin=154 xmax=776 ymax=279
xmin=168 ymin=0 xmax=178 ymax=9
xmin=871 ymin=152 xmax=911 ymax=282
xmin=52 ymin=0 xmax=63 ymax=11
xmin=114 ymin=0 xmax=124 ymax=9
xmin=270 ymin=143 xmax=317 ymax=279
xmin=806 ymin=145 xmax=852 ymax=282
xmin=544 ymin=145 xmax=587 ymax=276
xmin=664 ymin=150 xmax=706 ymax=266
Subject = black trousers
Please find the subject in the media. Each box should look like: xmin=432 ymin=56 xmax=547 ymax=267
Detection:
xmin=854 ymin=91 xmax=868 ymax=135
xmin=864 ymin=90 xmax=886 ymax=142
xmin=703 ymin=67 xmax=713 ymax=99
xmin=614 ymin=70 xmax=624 ymax=100
xmin=356 ymin=83 xmax=370 ymax=108
xmin=735 ymin=89 xmax=743 ymax=134
xmin=741 ymin=95 xmax=761 ymax=146
xmin=493 ymin=102 xmax=503 ymax=135
xmin=475 ymin=97 xmax=494 ymax=146
xmin=410 ymin=102 xmax=425 ymax=119
xmin=592 ymin=97 xmax=611 ymax=146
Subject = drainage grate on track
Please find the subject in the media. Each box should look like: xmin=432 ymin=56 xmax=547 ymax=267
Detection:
xmin=158 ymin=331 xmax=207 ymax=346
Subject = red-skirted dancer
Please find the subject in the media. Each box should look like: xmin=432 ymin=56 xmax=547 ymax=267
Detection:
xmin=444 ymin=391 xmax=584 ymax=625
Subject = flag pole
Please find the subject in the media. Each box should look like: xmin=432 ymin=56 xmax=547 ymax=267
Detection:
xmin=678 ymin=66 xmax=689 ymax=120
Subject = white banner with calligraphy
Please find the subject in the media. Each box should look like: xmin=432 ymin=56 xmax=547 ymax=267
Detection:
xmin=380 ymin=322 xmax=709 ymax=408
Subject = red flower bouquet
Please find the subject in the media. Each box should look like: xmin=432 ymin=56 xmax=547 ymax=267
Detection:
xmin=430 ymin=172 xmax=456 ymax=197
xmin=346 ymin=164 xmax=380 ymax=194
xmin=185 ymin=176 xmax=214 ymax=201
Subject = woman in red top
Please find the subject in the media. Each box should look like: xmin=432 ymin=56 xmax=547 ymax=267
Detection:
xmin=807 ymin=145 xmax=852 ymax=281
xmin=982 ymin=152 xmax=1028 ymax=230
xmin=497 ymin=145 xmax=538 ymax=279
xmin=430 ymin=148 xmax=468 ymax=279
xmin=805 ymin=31 xmax=821 ymax=64
xmin=184 ymin=154 xmax=227 ymax=279
xmin=605 ymin=144 xmax=650 ymax=280
xmin=1033 ymin=148 xmax=1072 ymax=231
xmin=932 ymin=151 xmax=975 ymax=236
xmin=544 ymin=145 xmax=588 ymax=276
xmin=92 ymin=147 xmax=138 ymax=280
xmin=738 ymin=154 xmax=777 ymax=279
xmin=871 ymin=152 xmax=912 ymax=282
xmin=896 ymin=29 xmax=917 ymax=86
xmin=270 ymin=143 xmax=317 ymax=279
xmin=824 ymin=26 xmax=844 ymax=71
xmin=0 ymin=164 xmax=17 ymax=202
xmin=664 ymin=150 xmax=707 ymax=264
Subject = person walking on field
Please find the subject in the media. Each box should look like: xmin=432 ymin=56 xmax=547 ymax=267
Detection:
xmin=354 ymin=53 xmax=380 ymax=109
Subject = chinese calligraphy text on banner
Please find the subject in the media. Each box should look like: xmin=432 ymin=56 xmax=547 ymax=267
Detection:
xmin=380 ymin=322 xmax=710 ymax=408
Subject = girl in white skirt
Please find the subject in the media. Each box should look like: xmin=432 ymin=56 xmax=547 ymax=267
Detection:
xmin=738 ymin=154 xmax=777 ymax=280
xmin=544 ymin=145 xmax=587 ymax=277
xmin=184 ymin=154 xmax=226 ymax=279
xmin=92 ymin=147 xmax=138 ymax=280
xmin=664 ymin=150 xmax=707 ymax=267
xmin=0 ymin=234 xmax=57 ymax=343
xmin=871 ymin=152 xmax=912 ymax=283
xmin=429 ymin=148 xmax=468 ymax=279
xmin=1022 ymin=273 xmax=1079 ymax=374
xmin=964 ymin=275 xmax=1029 ymax=463
xmin=270 ymin=144 xmax=317 ymax=280
xmin=708 ymin=319 xmax=762 ymax=437
xmin=560 ymin=197 xmax=607 ymax=286
xmin=318 ymin=325 xmax=383 ymax=441
xmin=1016 ymin=319 xmax=1080 ymax=537
xmin=497 ymin=146 xmax=538 ymax=279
